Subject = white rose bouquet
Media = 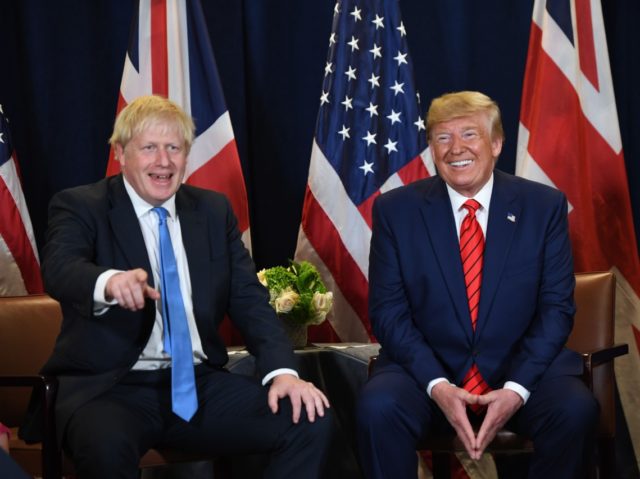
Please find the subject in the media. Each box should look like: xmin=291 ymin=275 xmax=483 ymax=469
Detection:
xmin=257 ymin=260 xmax=333 ymax=326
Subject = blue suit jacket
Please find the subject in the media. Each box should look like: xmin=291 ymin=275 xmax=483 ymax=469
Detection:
xmin=369 ymin=170 xmax=582 ymax=393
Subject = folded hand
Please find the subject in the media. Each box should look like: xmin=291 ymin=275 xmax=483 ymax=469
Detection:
xmin=431 ymin=382 xmax=479 ymax=459
xmin=473 ymin=388 xmax=523 ymax=458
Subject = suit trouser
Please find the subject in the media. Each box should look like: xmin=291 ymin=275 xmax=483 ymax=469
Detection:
xmin=63 ymin=364 xmax=333 ymax=479
xmin=356 ymin=361 xmax=599 ymax=479
xmin=0 ymin=449 xmax=30 ymax=479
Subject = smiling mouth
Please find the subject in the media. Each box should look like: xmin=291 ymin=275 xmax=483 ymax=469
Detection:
xmin=449 ymin=159 xmax=473 ymax=167
xmin=149 ymin=173 xmax=173 ymax=180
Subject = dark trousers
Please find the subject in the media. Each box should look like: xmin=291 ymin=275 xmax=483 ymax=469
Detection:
xmin=0 ymin=449 xmax=30 ymax=479
xmin=356 ymin=361 xmax=598 ymax=479
xmin=63 ymin=365 xmax=333 ymax=479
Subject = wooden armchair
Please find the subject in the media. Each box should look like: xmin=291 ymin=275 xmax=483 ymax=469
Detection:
xmin=369 ymin=271 xmax=628 ymax=478
xmin=0 ymin=294 xmax=224 ymax=478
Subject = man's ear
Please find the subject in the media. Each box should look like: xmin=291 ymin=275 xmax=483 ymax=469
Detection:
xmin=491 ymin=137 xmax=503 ymax=159
xmin=114 ymin=143 xmax=125 ymax=165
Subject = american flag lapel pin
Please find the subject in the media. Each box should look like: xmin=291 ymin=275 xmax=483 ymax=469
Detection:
xmin=507 ymin=213 xmax=516 ymax=223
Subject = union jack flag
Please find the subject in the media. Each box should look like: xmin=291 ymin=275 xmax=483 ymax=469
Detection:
xmin=105 ymin=0 xmax=249 ymax=246
xmin=0 ymin=105 xmax=43 ymax=295
xmin=105 ymin=0 xmax=250 ymax=344
xmin=295 ymin=0 xmax=432 ymax=342
xmin=516 ymin=0 xmax=640 ymax=461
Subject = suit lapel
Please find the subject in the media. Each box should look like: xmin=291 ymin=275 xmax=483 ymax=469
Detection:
xmin=107 ymin=176 xmax=153 ymax=283
xmin=476 ymin=171 xmax=520 ymax=336
xmin=418 ymin=178 xmax=474 ymax=341
xmin=175 ymin=189 xmax=210 ymax=317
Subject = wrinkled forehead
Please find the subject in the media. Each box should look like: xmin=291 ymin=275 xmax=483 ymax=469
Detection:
xmin=133 ymin=117 xmax=184 ymax=139
xmin=431 ymin=112 xmax=492 ymax=134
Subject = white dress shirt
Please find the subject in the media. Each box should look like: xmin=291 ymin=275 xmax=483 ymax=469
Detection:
xmin=93 ymin=178 xmax=296 ymax=384
xmin=426 ymin=174 xmax=530 ymax=403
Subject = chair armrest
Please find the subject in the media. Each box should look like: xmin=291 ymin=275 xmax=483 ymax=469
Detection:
xmin=581 ymin=343 xmax=628 ymax=389
xmin=581 ymin=343 xmax=629 ymax=369
xmin=367 ymin=355 xmax=379 ymax=376
xmin=0 ymin=375 xmax=57 ymax=388
xmin=0 ymin=374 xmax=61 ymax=477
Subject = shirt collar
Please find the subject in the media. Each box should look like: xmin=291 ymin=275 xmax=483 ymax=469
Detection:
xmin=445 ymin=173 xmax=494 ymax=214
xmin=122 ymin=175 xmax=177 ymax=220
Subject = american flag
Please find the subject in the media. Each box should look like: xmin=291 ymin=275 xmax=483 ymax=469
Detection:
xmin=295 ymin=0 xmax=433 ymax=342
xmin=516 ymin=0 xmax=640 ymax=462
xmin=0 ymin=105 xmax=43 ymax=295
xmin=104 ymin=0 xmax=250 ymax=344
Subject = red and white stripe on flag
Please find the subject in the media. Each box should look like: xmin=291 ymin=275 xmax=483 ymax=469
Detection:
xmin=516 ymin=0 xmax=640 ymax=463
xmin=295 ymin=145 xmax=433 ymax=342
xmin=105 ymin=0 xmax=250 ymax=345
xmin=0 ymin=106 xmax=43 ymax=296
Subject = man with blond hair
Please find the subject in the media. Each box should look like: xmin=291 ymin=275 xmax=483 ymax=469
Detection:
xmin=23 ymin=95 xmax=332 ymax=478
xmin=357 ymin=91 xmax=597 ymax=478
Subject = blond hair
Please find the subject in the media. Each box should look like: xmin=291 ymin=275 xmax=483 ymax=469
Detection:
xmin=109 ymin=95 xmax=195 ymax=152
xmin=426 ymin=91 xmax=504 ymax=141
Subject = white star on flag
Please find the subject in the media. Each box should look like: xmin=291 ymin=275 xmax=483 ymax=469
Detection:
xmin=384 ymin=139 xmax=398 ymax=153
xmin=386 ymin=110 xmax=401 ymax=124
xmin=338 ymin=125 xmax=351 ymax=140
xmin=372 ymin=14 xmax=384 ymax=29
xmin=362 ymin=131 xmax=377 ymax=145
xmin=390 ymin=81 xmax=405 ymax=95
xmin=359 ymin=160 xmax=374 ymax=175
xmin=368 ymin=73 xmax=381 ymax=89
xmin=394 ymin=51 xmax=408 ymax=66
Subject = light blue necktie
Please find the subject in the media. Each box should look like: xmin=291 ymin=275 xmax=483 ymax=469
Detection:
xmin=153 ymin=207 xmax=198 ymax=421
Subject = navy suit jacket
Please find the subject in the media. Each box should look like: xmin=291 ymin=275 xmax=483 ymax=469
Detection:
xmin=369 ymin=170 xmax=582 ymax=393
xmin=23 ymin=174 xmax=295 ymax=442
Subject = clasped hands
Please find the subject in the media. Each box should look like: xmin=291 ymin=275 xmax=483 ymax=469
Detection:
xmin=431 ymin=382 xmax=523 ymax=460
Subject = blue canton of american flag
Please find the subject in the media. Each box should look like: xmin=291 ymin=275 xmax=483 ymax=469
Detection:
xmin=295 ymin=0 xmax=432 ymax=343
xmin=317 ymin=0 xmax=428 ymax=205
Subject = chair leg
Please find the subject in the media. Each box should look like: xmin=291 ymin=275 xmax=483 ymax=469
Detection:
xmin=432 ymin=452 xmax=451 ymax=479
xmin=42 ymin=444 xmax=63 ymax=479
xmin=597 ymin=437 xmax=615 ymax=479
xmin=212 ymin=457 xmax=232 ymax=479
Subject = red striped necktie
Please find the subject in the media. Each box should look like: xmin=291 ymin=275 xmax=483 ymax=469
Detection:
xmin=459 ymin=199 xmax=491 ymax=411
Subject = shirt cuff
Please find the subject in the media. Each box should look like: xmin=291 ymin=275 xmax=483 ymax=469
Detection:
xmin=427 ymin=377 xmax=451 ymax=397
xmin=503 ymin=381 xmax=530 ymax=404
xmin=262 ymin=368 xmax=299 ymax=386
xmin=93 ymin=269 xmax=122 ymax=315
